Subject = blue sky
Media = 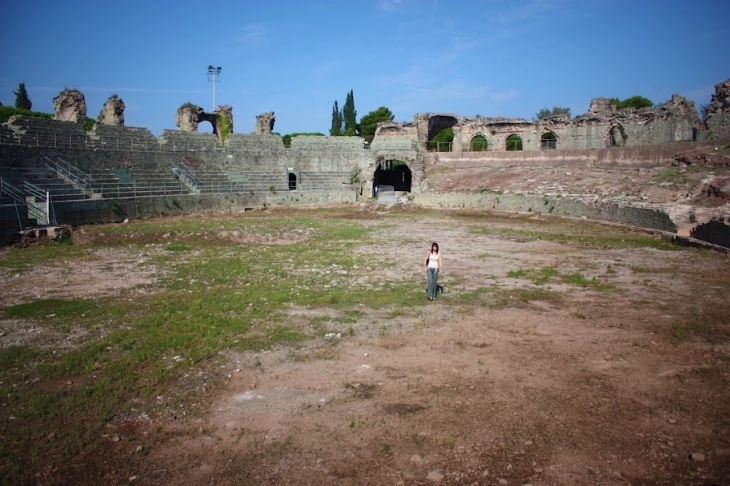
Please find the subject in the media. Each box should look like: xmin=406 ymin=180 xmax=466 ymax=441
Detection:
xmin=1 ymin=0 xmax=728 ymax=136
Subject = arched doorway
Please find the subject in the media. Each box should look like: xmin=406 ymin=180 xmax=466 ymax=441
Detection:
xmin=506 ymin=134 xmax=523 ymax=151
xmin=288 ymin=172 xmax=297 ymax=191
xmin=470 ymin=134 xmax=488 ymax=151
xmin=608 ymin=125 xmax=626 ymax=147
xmin=373 ymin=159 xmax=412 ymax=196
xmin=540 ymin=131 xmax=557 ymax=149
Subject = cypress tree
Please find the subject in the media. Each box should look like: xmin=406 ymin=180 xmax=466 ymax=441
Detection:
xmin=14 ymin=83 xmax=32 ymax=110
xmin=330 ymin=101 xmax=343 ymax=136
xmin=343 ymin=90 xmax=357 ymax=136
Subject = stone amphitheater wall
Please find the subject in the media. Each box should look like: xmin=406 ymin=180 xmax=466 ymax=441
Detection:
xmin=3 ymin=118 xmax=728 ymax=244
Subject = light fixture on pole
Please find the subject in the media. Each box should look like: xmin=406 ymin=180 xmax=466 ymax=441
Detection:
xmin=207 ymin=65 xmax=222 ymax=111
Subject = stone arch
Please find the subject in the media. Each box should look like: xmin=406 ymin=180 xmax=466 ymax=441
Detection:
xmin=608 ymin=124 xmax=627 ymax=147
xmin=373 ymin=157 xmax=413 ymax=196
xmin=470 ymin=134 xmax=488 ymax=151
xmin=426 ymin=115 xmax=458 ymax=151
xmin=540 ymin=131 xmax=557 ymax=150
xmin=506 ymin=134 xmax=523 ymax=151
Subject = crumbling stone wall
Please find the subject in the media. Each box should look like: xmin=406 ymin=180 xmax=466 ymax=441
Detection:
xmin=705 ymin=79 xmax=730 ymax=140
xmin=404 ymin=90 xmax=713 ymax=152
xmin=175 ymin=103 xmax=233 ymax=139
xmin=255 ymin=112 xmax=275 ymax=135
xmin=53 ymin=89 xmax=87 ymax=125
xmin=97 ymin=95 xmax=125 ymax=126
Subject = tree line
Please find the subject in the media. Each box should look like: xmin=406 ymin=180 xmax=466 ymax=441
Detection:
xmin=0 ymin=82 xmax=55 ymax=124
xmin=535 ymin=96 xmax=655 ymax=120
xmin=329 ymin=90 xmax=394 ymax=142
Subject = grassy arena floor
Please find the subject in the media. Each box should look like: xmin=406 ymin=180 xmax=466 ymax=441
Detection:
xmin=1 ymin=206 xmax=728 ymax=485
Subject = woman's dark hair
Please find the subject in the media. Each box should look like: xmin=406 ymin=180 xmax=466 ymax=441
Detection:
xmin=431 ymin=242 xmax=439 ymax=253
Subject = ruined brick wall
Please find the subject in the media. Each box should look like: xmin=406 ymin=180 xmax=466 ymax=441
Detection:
xmin=435 ymin=141 xmax=724 ymax=169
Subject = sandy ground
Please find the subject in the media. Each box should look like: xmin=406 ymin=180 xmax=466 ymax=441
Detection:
xmin=1 ymin=209 xmax=729 ymax=485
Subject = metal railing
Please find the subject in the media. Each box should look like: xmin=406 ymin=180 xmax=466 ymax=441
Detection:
xmin=0 ymin=177 xmax=25 ymax=203
xmin=44 ymin=155 xmax=92 ymax=191
xmin=0 ymin=128 xmax=420 ymax=156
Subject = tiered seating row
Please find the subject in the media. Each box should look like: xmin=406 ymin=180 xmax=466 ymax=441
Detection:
xmin=0 ymin=167 xmax=88 ymax=201
xmin=89 ymin=167 xmax=188 ymax=198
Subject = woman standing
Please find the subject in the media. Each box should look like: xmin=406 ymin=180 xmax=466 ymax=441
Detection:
xmin=424 ymin=242 xmax=443 ymax=301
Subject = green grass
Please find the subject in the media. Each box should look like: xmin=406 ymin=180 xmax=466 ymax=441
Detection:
xmin=0 ymin=205 xmax=718 ymax=484
xmin=0 ymin=346 xmax=39 ymax=372
xmin=2 ymin=298 xmax=96 ymax=319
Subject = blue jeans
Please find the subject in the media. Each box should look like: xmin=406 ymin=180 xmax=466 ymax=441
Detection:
xmin=427 ymin=268 xmax=439 ymax=299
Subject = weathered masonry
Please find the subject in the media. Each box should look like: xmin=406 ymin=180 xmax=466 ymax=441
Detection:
xmin=1 ymin=79 xmax=729 ymax=247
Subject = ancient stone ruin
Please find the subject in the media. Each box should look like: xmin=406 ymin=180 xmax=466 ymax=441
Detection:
xmin=175 ymin=103 xmax=233 ymax=139
xmin=388 ymin=92 xmax=706 ymax=152
xmin=705 ymin=80 xmax=730 ymax=139
xmin=53 ymin=88 xmax=87 ymax=125
xmin=96 ymin=95 xmax=125 ymax=126
xmin=706 ymin=79 xmax=730 ymax=116
xmin=255 ymin=111 xmax=275 ymax=135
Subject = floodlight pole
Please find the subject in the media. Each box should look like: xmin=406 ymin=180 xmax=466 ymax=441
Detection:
xmin=207 ymin=65 xmax=222 ymax=111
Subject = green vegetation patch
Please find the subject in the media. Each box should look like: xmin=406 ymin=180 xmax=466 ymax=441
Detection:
xmin=0 ymin=346 xmax=39 ymax=372
xmin=2 ymin=298 xmax=96 ymax=319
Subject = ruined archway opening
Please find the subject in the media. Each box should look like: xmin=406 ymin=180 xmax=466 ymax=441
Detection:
xmin=428 ymin=127 xmax=454 ymax=152
xmin=506 ymin=134 xmax=523 ymax=151
xmin=288 ymin=172 xmax=297 ymax=191
xmin=540 ymin=131 xmax=557 ymax=150
xmin=373 ymin=159 xmax=412 ymax=196
xmin=426 ymin=115 xmax=457 ymax=151
xmin=608 ymin=125 xmax=627 ymax=147
xmin=470 ymin=134 xmax=488 ymax=152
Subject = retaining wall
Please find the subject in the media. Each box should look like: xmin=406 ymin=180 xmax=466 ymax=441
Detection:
xmin=415 ymin=192 xmax=677 ymax=233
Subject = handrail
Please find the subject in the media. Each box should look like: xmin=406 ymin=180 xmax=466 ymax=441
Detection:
xmin=171 ymin=162 xmax=198 ymax=185
xmin=0 ymin=177 xmax=25 ymax=203
xmin=24 ymin=180 xmax=47 ymax=200
xmin=44 ymin=155 xmax=92 ymax=190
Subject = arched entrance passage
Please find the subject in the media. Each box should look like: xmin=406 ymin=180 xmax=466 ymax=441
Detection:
xmin=608 ymin=125 xmax=626 ymax=147
xmin=506 ymin=134 xmax=523 ymax=151
xmin=373 ymin=159 xmax=412 ymax=196
xmin=288 ymin=173 xmax=297 ymax=191
xmin=540 ymin=131 xmax=557 ymax=149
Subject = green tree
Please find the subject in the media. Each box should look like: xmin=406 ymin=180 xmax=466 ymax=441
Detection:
xmin=609 ymin=96 xmax=653 ymax=110
xmin=343 ymin=90 xmax=357 ymax=136
xmin=535 ymin=106 xmax=571 ymax=120
xmin=359 ymin=106 xmax=394 ymax=142
xmin=14 ymin=82 xmax=32 ymax=110
xmin=330 ymin=101 xmax=343 ymax=136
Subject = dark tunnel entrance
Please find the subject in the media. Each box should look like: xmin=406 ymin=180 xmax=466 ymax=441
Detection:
xmin=373 ymin=159 xmax=412 ymax=196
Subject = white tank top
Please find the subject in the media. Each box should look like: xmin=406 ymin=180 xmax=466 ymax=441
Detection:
xmin=427 ymin=252 xmax=440 ymax=269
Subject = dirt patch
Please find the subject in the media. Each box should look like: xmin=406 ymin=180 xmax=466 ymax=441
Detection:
xmin=2 ymin=209 xmax=729 ymax=485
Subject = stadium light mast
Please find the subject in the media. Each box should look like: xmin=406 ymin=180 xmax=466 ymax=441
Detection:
xmin=207 ymin=65 xmax=222 ymax=111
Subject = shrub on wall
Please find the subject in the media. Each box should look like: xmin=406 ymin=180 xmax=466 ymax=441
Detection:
xmin=218 ymin=113 xmax=232 ymax=143
xmin=0 ymin=106 xmax=53 ymax=123
xmin=609 ymin=96 xmax=653 ymax=110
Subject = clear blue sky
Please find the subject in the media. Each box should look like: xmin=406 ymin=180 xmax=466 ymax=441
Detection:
xmin=1 ymin=0 xmax=728 ymax=136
